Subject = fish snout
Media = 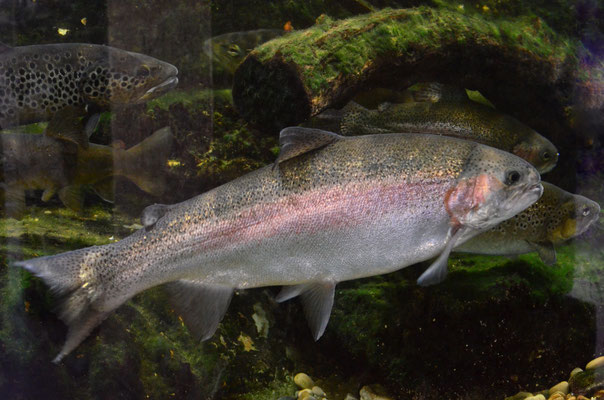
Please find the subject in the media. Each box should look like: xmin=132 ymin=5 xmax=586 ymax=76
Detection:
xmin=575 ymin=197 xmax=601 ymax=235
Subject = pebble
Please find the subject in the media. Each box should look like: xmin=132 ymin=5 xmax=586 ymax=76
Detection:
xmin=312 ymin=386 xmax=326 ymax=397
xmin=570 ymin=368 xmax=583 ymax=379
xmin=548 ymin=381 xmax=569 ymax=396
xmin=294 ymin=373 xmax=315 ymax=390
xmin=525 ymin=395 xmax=545 ymax=400
xmin=278 ymin=397 xmax=296 ymax=400
xmin=505 ymin=392 xmax=533 ymax=400
xmin=595 ymin=390 xmax=604 ymax=398
xmin=345 ymin=395 xmax=359 ymax=400
xmin=586 ymin=356 xmax=604 ymax=370
xmin=296 ymin=388 xmax=312 ymax=399
xmin=547 ymin=392 xmax=565 ymax=400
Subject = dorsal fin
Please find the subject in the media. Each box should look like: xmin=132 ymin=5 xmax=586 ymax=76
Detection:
xmin=275 ymin=127 xmax=342 ymax=166
xmin=411 ymin=82 xmax=469 ymax=103
xmin=141 ymin=203 xmax=173 ymax=228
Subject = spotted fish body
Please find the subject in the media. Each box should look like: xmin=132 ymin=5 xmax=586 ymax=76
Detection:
xmin=14 ymin=128 xmax=543 ymax=362
xmin=455 ymin=182 xmax=600 ymax=264
xmin=0 ymin=42 xmax=178 ymax=128
xmin=340 ymin=100 xmax=559 ymax=174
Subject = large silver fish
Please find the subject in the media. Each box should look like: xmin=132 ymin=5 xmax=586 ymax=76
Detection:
xmin=455 ymin=182 xmax=600 ymax=264
xmin=13 ymin=127 xmax=543 ymax=362
xmin=0 ymin=42 xmax=178 ymax=128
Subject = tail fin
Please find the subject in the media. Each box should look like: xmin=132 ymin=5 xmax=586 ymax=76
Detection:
xmin=115 ymin=126 xmax=174 ymax=196
xmin=340 ymin=101 xmax=375 ymax=135
xmin=13 ymin=246 xmax=111 ymax=363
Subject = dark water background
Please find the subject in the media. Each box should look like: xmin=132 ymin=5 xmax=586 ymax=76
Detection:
xmin=0 ymin=0 xmax=603 ymax=399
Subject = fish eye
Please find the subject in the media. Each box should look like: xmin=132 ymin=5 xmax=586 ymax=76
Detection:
xmin=505 ymin=170 xmax=521 ymax=185
xmin=582 ymin=206 xmax=591 ymax=217
xmin=136 ymin=65 xmax=150 ymax=78
xmin=541 ymin=151 xmax=551 ymax=161
xmin=227 ymin=44 xmax=241 ymax=57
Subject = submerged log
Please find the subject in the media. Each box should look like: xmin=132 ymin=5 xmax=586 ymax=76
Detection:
xmin=232 ymin=6 xmax=603 ymax=136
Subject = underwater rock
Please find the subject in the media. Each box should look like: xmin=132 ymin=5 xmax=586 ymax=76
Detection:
xmin=548 ymin=381 xmax=569 ymax=395
xmin=359 ymin=385 xmax=394 ymax=400
xmin=294 ymin=372 xmax=315 ymax=389
xmin=569 ymin=366 xmax=604 ymax=396
xmin=571 ymin=368 xmax=584 ymax=379
xmin=586 ymin=356 xmax=604 ymax=370
xmin=233 ymin=7 xmax=601 ymax=134
xmin=525 ymin=395 xmax=546 ymax=400
xmin=312 ymin=386 xmax=326 ymax=397
xmin=505 ymin=392 xmax=534 ymax=400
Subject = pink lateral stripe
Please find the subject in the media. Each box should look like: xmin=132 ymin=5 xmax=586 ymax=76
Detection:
xmin=195 ymin=177 xmax=454 ymax=252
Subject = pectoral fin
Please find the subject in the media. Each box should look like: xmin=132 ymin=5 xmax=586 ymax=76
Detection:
xmin=417 ymin=226 xmax=467 ymax=286
xmin=84 ymin=113 xmax=101 ymax=138
xmin=276 ymin=281 xmax=336 ymax=340
xmin=41 ymin=187 xmax=57 ymax=202
xmin=529 ymin=241 xmax=557 ymax=265
xmin=275 ymin=127 xmax=342 ymax=166
xmin=166 ymin=280 xmax=233 ymax=341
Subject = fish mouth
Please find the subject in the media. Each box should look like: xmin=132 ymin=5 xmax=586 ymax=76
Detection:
xmin=137 ymin=76 xmax=179 ymax=102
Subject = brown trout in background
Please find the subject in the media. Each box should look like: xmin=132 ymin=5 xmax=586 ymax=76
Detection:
xmin=340 ymin=85 xmax=559 ymax=174
xmin=0 ymin=42 xmax=178 ymax=130
xmin=203 ymin=29 xmax=286 ymax=75
xmin=455 ymin=182 xmax=600 ymax=264
xmin=0 ymin=121 xmax=173 ymax=217
xmin=13 ymin=127 xmax=542 ymax=362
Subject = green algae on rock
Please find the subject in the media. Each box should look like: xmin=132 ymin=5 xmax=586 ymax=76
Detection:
xmin=232 ymin=6 xmax=589 ymax=132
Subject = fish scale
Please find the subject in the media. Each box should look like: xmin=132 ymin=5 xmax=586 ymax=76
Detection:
xmin=13 ymin=128 xmax=543 ymax=362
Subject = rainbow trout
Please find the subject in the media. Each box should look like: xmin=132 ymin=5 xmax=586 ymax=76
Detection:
xmin=456 ymin=182 xmax=600 ymax=264
xmin=1 ymin=125 xmax=173 ymax=216
xmin=0 ymin=42 xmax=178 ymax=128
xmin=340 ymin=88 xmax=558 ymax=174
xmin=13 ymin=127 xmax=543 ymax=362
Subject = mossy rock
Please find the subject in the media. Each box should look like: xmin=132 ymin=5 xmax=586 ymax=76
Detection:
xmin=318 ymin=248 xmax=596 ymax=399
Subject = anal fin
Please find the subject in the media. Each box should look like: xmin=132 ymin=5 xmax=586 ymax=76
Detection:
xmin=529 ymin=241 xmax=557 ymax=265
xmin=276 ymin=281 xmax=336 ymax=340
xmin=166 ymin=280 xmax=233 ymax=341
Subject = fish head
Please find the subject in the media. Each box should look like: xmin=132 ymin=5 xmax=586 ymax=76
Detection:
xmin=547 ymin=193 xmax=601 ymax=243
xmin=80 ymin=47 xmax=178 ymax=106
xmin=446 ymin=145 xmax=543 ymax=233
xmin=204 ymin=30 xmax=285 ymax=74
xmin=204 ymin=33 xmax=248 ymax=74
xmin=512 ymin=133 xmax=559 ymax=174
